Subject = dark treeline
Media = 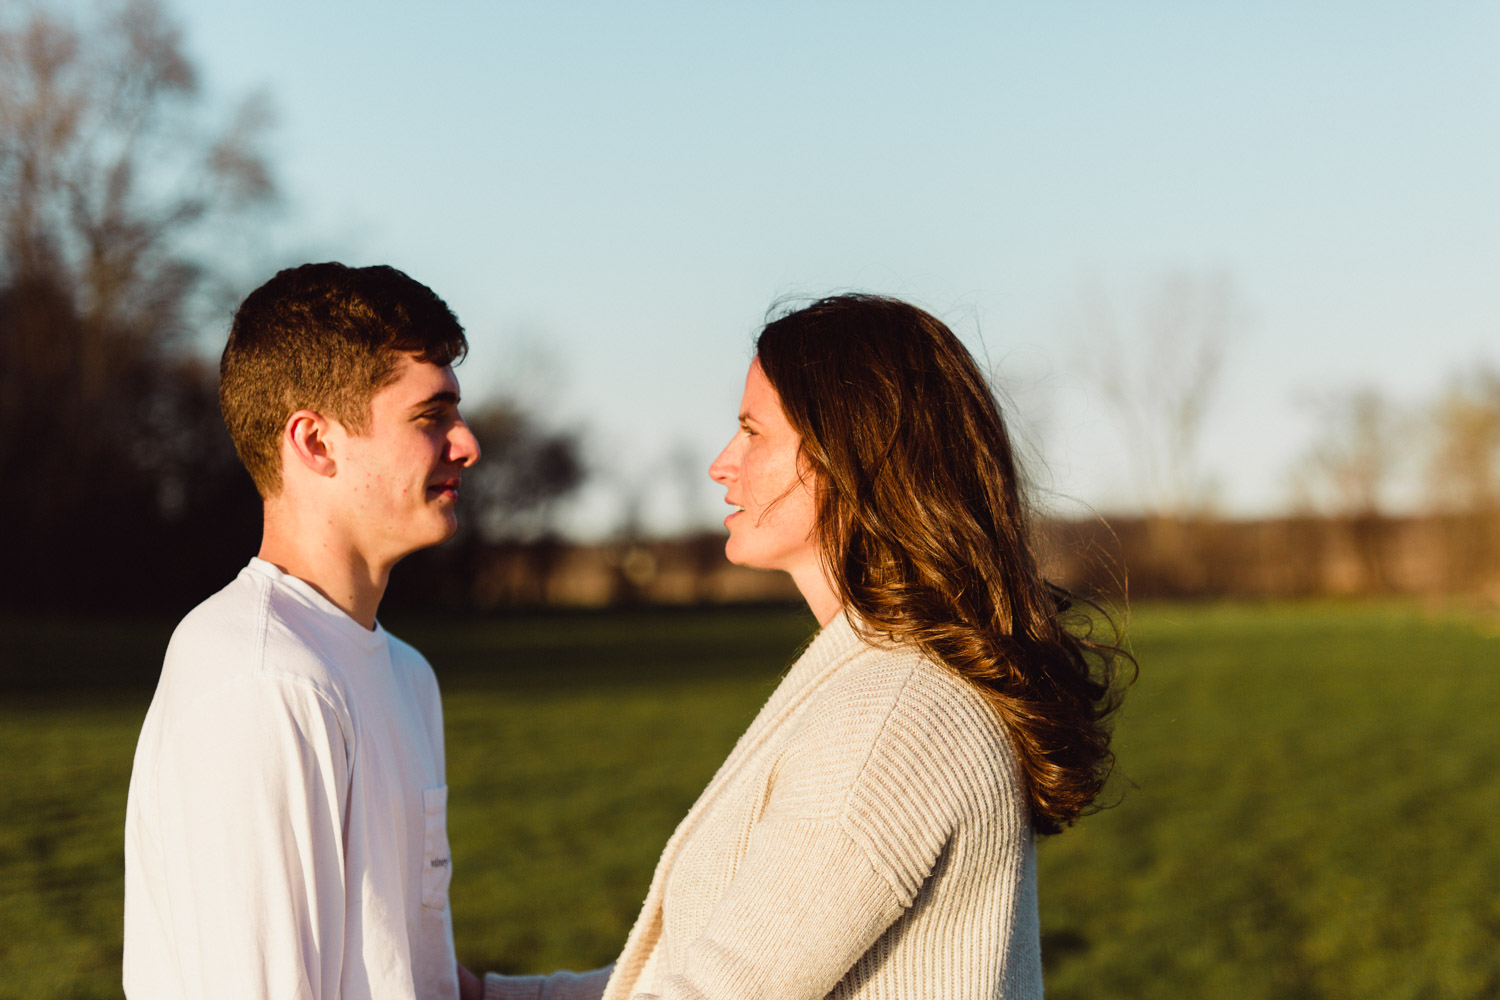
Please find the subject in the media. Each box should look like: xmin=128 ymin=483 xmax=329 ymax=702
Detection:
xmin=0 ymin=0 xmax=583 ymax=617
xmin=0 ymin=0 xmax=271 ymax=614
xmin=0 ymin=273 xmax=264 ymax=613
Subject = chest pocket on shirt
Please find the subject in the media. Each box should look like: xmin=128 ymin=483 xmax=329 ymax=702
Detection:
xmin=421 ymin=785 xmax=453 ymax=910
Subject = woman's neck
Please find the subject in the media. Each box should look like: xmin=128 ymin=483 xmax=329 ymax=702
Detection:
xmin=789 ymin=559 xmax=842 ymax=627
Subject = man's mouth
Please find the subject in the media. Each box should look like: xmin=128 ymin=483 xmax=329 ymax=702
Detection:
xmin=428 ymin=478 xmax=461 ymax=500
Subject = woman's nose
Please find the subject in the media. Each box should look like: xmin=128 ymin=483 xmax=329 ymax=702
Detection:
xmin=708 ymin=438 xmax=736 ymax=483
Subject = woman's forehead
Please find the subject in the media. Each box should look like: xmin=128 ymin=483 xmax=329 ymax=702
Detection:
xmin=741 ymin=358 xmax=784 ymax=419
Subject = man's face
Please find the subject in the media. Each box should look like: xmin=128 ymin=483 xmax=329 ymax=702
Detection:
xmin=330 ymin=353 xmax=481 ymax=567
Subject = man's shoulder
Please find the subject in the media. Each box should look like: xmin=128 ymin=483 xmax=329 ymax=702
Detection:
xmin=164 ymin=568 xmax=269 ymax=669
xmin=162 ymin=567 xmax=347 ymax=696
xmin=384 ymin=629 xmax=431 ymax=670
xmin=383 ymin=629 xmax=441 ymax=700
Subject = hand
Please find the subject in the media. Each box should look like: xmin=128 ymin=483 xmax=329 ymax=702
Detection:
xmin=458 ymin=960 xmax=483 ymax=1000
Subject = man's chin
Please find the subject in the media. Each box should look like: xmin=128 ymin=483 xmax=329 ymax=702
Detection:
xmin=427 ymin=512 xmax=460 ymax=546
xmin=389 ymin=516 xmax=461 ymax=562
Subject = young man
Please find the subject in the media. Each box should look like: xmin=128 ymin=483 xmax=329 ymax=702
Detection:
xmin=124 ymin=263 xmax=485 ymax=999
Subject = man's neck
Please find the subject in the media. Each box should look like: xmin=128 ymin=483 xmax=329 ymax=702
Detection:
xmin=258 ymin=517 xmax=390 ymax=631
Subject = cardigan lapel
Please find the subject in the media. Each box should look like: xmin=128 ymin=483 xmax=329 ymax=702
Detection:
xmin=601 ymin=613 xmax=868 ymax=1000
xmin=684 ymin=613 xmax=864 ymax=820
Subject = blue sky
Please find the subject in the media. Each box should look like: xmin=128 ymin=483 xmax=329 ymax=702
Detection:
xmin=174 ymin=0 xmax=1498 ymax=535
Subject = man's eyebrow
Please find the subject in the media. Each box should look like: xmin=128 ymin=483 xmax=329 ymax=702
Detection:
xmin=410 ymin=390 xmax=460 ymax=411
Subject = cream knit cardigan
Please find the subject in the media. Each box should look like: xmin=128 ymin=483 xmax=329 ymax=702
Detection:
xmin=486 ymin=612 xmax=1042 ymax=1000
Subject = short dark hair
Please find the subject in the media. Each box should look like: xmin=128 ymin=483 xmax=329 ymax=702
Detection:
xmin=219 ymin=262 xmax=468 ymax=497
xmin=757 ymin=294 xmax=1131 ymax=834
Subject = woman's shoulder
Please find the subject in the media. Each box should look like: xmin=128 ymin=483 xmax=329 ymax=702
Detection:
xmin=814 ymin=629 xmax=1007 ymax=741
xmin=785 ymin=629 xmax=1020 ymax=795
xmin=776 ymin=630 xmax=1030 ymax=904
xmin=810 ymin=632 xmax=924 ymax=712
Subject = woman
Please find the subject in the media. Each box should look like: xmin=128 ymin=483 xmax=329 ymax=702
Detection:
xmin=481 ymin=294 xmax=1128 ymax=1000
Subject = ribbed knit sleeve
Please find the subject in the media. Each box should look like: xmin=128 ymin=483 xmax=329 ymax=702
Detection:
xmin=839 ymin=656 xmax=1029 ymax=906
xmin=834 ymin=658 xmax=1039 ymax=999
xmin=642 ymin=818 xmax=902 ymax=1000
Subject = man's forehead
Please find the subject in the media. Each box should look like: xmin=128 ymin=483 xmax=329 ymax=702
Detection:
xmin=379 ymin=354 xmax=460 ymax=402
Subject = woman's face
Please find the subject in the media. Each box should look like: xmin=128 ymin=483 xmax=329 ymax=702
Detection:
xmin=709 ymin=359 xmax=821 ymax=581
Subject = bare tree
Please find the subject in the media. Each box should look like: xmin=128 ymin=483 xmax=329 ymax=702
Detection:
xmin=459 ymin=402 xmax=587 ymax=545
xmin=1295 ymin=388 xmax=1408 ymax=518
xmin=1427 ymin=368 xmax=1500 ymax=514
xmin=0 ymin=0 xmax=275 ymax=611
xmin=1077 ymin=269 xmax=1238 ymax=520
xmin=1291 ymin=387 xmax=1409 ymax=591
xmin=1425 ymin=367 xmax=1500 ymax=591
xmin=0 ymin=0 xmax=274 ymax=347
xmin=1075 ymin=269 xmax=1241 ymax=594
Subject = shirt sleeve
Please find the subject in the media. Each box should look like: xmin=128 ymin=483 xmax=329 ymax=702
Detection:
xmin=142 ymin=673 xmax=351 ymax=999
xmin=483 ymin=966 xmax=614 ymax=1000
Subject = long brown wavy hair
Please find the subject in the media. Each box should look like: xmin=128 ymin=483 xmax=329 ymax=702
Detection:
xmin=756 ymin=294 xmax=1132 ymax=835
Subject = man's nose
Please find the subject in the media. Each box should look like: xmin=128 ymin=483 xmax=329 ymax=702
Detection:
xmin=451 ymin=420 xmax=481 ymax=467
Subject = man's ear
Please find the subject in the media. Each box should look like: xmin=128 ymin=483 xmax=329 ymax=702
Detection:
xmin=283 ymin=410 xmax=338 ymax=478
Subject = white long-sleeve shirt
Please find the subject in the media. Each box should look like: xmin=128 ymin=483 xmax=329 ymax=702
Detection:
xmin=124 ymin=558 xmax=459 ymax=1000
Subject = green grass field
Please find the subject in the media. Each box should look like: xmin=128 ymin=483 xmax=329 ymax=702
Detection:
xmin=2 ymin=602 xmax=1497 ymax=999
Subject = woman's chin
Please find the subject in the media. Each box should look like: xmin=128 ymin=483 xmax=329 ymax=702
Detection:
xmin=722 ymin=542 xmax=752 ymax=568
xmin=723 ymin=540 xmax=771 ymax=572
